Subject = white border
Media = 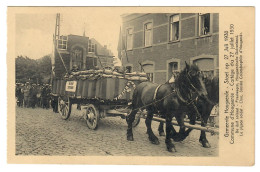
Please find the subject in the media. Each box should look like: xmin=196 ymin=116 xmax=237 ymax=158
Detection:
xmin=1 ymin=0 xmax=259 ymax=172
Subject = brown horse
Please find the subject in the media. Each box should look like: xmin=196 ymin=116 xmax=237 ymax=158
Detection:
xmin=126 ymin=62 xmax=208 ymax=152
xmin=157 ymin=75 xmax=219 ymax=148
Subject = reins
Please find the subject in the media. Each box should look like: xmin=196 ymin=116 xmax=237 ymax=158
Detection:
xmin=129 ymin=75 xmax=200 ymax=112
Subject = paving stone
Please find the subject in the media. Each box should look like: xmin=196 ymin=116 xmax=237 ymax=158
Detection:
xmin=15 ymin=106 xmax=218 ymax=156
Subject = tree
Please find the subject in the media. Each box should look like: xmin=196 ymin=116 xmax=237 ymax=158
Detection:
xmin=15 ymin=55 xmax=52 ymax=84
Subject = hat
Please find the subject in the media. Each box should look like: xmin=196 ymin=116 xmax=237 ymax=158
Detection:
xmin=72 ymin=65 xmax=78 ymax=69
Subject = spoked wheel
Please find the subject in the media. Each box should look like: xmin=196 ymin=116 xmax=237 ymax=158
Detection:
xmin=58 ymin=96 xmax=72 ymax=120
xmin=84 ymin=104 xmax=100 ymax=130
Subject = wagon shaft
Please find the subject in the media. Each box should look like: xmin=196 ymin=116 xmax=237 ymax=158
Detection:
xmin=150 ymin=116 xmax=219 ymax=135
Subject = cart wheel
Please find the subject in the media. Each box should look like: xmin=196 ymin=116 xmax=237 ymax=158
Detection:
xmin=85 ymin=104 xmax=100 ymax=130
xmin=132 ymin=111 xmax=141 ymax=127
xmin=58 ymin=96 xmax=71 ymax=120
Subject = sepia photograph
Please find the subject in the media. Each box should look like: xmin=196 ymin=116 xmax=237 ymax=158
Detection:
xmin=6 ymin=6 xmax=254 ymax=165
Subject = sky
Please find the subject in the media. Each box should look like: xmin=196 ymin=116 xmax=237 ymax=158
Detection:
xmin=15 ymin=11 xmax=122 ymax=60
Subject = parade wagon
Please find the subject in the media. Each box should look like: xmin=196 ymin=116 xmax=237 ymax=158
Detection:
xmin=51 ymin=69 xmax=148 ymax=130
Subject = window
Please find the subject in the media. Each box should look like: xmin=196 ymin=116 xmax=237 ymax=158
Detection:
xmin=86 ymin=57 xmax=97 ymax=70
xmin=168 ymin=62 xmax=179 ymax=80
xmin=142 ymin=63 xmax=154 ymax=82
xmin=193 ymin=57 xmax=215 ymax=78
xmin=94 ymin=58 xmax=97 ymax=66
xmin=57 ymin=36 xmax=68 ymax=50
xmin=88 ymin=40 xmax=95 ymax=53
xmin=199 ymin=13 xmax=210 ymax=36
xmin=146 ymin=73 xmax=154 ymax=82
xmin=126 ymin=28 xmax=133 ymax=50
xmin=144 ymin=22 xmax=152 ymax=47
xmin=71 ymin=48 xmax=83 ymax=69
xmin=170 ymin=15 xmax=180 ymax=41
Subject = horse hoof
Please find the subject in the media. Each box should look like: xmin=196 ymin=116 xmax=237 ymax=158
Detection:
xmin=167 ymin=147 xmax=173 ymax=152
xmin=150 ymin=138 xmax=160 ymax=145
xmin=159 ymin=132 xmax=165 ymax=136
xmin=200 ymin=139 xmax=211 ymax=148
xmin=151 ymin=139 xmax=160 ymax=145
xmin=202 ymin=142 xmax=211 ymax=148
xmin=166 ymin=146 xmax=176 ymax=152
xmin=127 ymin=135 xmax=134 ymax=141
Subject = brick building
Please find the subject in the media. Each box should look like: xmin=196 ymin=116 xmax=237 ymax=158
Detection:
xmin=118 ymin=13 xmax=219 ymax=84
xmin=54 ymin=34 xmax=114 ymax=78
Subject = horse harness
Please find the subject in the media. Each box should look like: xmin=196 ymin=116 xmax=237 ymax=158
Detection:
xmin=152 ymin=82 xmax=202 ymax=121
xmin=152 ymin=84 xmax=164 ymax=117
xmin=153 ymin=83 xmax=197 ymax=106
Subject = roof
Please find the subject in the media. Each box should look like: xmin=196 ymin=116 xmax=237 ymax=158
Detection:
xmin=121 ymin=13 xmax=149 ymax=22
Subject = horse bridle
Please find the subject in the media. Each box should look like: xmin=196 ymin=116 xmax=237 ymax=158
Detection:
xmin=175 ymin=75 xmax=198 ymax=106
xmin=186 ymin=71 xmax=203 ymax=96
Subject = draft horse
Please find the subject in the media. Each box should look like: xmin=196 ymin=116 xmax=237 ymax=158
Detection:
xmin=157 ymin=75 xmax=219 ymax=148
xmin=196 ymin=76 xmax=219 ymax=147
xmin=126 ymin=62 xmax=208 ymax=152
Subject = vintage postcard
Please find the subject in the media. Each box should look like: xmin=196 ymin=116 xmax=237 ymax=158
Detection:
xmin=7 ymin=7 xmax=255 ymax=165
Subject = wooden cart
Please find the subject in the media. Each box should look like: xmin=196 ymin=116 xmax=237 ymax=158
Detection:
xmin=51 ymin=70 xmax=147 ymax=130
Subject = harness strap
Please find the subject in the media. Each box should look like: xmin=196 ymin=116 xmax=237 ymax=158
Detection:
xmin=152 ymin=84 xmax=163 ymax=116
xmin=175 ymin=86 xmax=186 ymax=103
xmin=153 ymin=84 xmax=162 ymax=101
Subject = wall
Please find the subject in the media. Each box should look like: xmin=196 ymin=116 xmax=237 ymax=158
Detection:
xmin=120 ymin=13 xmax=219 ymax=84
xmin=54 ymin=35 xmax=114 ymax=77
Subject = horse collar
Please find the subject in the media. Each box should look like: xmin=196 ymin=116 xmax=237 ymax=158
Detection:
xmin=175 ymin=86 xmax=186 ymax=103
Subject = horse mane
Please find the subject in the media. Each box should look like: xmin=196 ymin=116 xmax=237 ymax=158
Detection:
xmin=165 ymin=64 xmax=199 ymax=102
xmin=168 ymin=64 xmax=199 ymax=86
xmin=174 ymin=64 xmax=211 ymax=104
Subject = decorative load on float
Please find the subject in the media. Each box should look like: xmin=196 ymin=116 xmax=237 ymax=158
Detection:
xmin=52 ymin=69 xmax=148 ymax=102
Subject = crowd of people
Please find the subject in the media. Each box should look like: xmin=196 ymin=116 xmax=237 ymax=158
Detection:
xmin=15 ymin=82 xmax=53 ymax=109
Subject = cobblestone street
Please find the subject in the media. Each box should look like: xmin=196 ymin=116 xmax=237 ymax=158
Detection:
xmin=16 ymin=105 xmax=218 ymax=156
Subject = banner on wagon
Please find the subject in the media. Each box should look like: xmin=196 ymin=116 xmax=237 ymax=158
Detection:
xmin=65 ymin=81 xmax=77 ymax=92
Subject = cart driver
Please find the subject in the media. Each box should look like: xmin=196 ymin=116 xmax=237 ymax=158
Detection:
xmin=71 ymin=64 xmax=79 ymax=72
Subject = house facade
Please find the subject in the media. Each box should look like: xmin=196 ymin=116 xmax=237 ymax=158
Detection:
xmin=54 ymin=34 xmax=114 ymax=78
xmin=118 ymin=13 xmax=219 ymax=84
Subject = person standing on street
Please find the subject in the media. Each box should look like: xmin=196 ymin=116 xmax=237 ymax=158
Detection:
xmin=51 ymin=96 xmax=58 ymax=113
xmin=41 ymin=84 xmax=51 ymax=109
xmin=16 ymin=83 xmax=24 ymax=107
xmin=23 ymin=82 xmax=30 ymax=108
xmin=30 ymin=84 xmax=37 ymax=108
xmin=36 ymin=84 xmax=42 ymax=107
